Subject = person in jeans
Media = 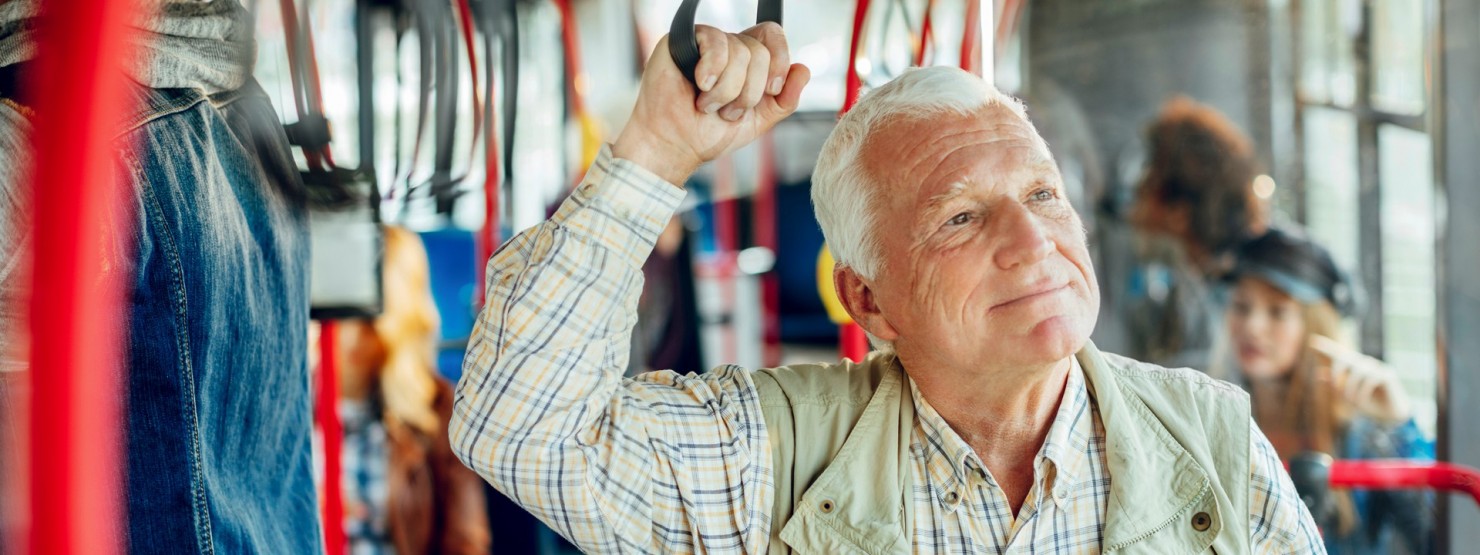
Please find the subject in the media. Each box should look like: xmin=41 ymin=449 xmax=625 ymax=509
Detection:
xmin=0 ymin=1 xmax=320 ymax=551
xmin=450 ymin=24 xmax=1324 ymax=553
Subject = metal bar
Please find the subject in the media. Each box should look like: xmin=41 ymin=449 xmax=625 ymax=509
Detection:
xmin=26 ymin=0 xmax=140 ymax=552
xmin=1434 ymin=0 xmax=1480 ymax=548
xmin=1352 ymin=0 xmax=1384 ymax=357
xmin=1293 ymin=99 xmax=1427 ymax=132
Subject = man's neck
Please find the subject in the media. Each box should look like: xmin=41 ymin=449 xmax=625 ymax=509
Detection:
xmin=907 ymin=356 xmax=1072 ymax=451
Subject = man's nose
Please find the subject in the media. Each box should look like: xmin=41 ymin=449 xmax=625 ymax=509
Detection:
xmin=991 ymin=203 xmax=1054 ymax=270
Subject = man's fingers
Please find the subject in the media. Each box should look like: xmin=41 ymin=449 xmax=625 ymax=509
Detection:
xmin=742 ymin=22 xmax=789 ymax=95
xmin=756 ymin=63 xmax=810 ymax=123
xmin=697 ymin=36 xmax=751 ymax=114
xmin=692 ymin=25 xmax=728 ymax=92
xmin=720 ymin=34 xmax=770 ymax=121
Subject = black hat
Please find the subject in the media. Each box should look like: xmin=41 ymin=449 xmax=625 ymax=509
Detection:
xmin=1226 ymin=228 xmax=1363 ymax=317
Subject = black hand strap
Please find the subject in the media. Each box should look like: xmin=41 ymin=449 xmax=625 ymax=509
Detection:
xmin=667 ymin=0 xmax=783 ymax=86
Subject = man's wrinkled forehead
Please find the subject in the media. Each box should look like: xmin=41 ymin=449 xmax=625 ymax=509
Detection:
xmin=861 ymin=105 xmax=1055 ymax=184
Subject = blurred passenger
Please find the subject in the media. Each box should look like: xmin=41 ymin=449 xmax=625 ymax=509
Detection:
xmin=1 ymin=1 xmax=322 ymax=551
xmin=1222 ymin=228 xmax=1433 ymax=554
xmin=1128 ymin=97 xmax=1269 ymax=368
xmin=320 ymin=227 xmax=490 ymax=554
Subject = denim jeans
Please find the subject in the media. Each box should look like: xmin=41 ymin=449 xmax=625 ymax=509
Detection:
xmin=0 ymin=80 xmax=320 ymax=553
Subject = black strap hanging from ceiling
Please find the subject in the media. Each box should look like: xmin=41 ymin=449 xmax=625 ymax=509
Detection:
xmin=667 ymin=0 xmax=783 ymax=86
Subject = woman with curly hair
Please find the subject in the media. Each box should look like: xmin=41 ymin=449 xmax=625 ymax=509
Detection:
xmin=1127 ymin=96 xmax=1270 ymax=367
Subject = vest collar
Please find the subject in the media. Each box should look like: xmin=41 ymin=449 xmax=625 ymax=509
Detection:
xmin=777 ymin=343 xmax=1218 ymax=553
xmin=1075 ymin=342 xmax=1220 ymax=550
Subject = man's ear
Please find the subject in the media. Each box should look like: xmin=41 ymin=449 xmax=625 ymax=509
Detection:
xmin=834 ymin=266 xmax=900 ymax=342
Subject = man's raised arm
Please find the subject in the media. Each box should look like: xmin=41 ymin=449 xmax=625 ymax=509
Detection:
xmin=450 ymin=23 xmax=809 ymax=553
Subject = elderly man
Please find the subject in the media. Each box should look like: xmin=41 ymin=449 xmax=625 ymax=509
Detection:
xmin=452 ymin=24 xmax=1323 ymax=553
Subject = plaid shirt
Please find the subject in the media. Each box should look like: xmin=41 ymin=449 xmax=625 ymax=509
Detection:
xmin=452 ymin=147 xmax=1325 ymax=554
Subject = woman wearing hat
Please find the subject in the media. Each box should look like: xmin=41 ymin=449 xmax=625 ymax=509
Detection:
xmin=1223 ymin=228 xmax=1433 ymax=554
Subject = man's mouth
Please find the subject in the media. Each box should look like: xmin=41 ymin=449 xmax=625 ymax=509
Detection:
xmin=992 ymin=282 xmax=1070 ymax=310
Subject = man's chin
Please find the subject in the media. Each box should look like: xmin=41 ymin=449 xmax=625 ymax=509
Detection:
xmin=1022 ymin=316 xmax=1091 ymax=359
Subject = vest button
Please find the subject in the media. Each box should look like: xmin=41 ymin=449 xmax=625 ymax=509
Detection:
xmin=1191 ymin=511 xmax=1212 ymax=532
xmin=944 ymin=491 xmax=960 ymax=505
xmin=820 ymin=499 xmax=836 ymax=514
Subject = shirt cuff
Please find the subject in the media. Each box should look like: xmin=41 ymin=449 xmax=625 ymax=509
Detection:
xmin=550 ymin=145 xmax=688 ymax=268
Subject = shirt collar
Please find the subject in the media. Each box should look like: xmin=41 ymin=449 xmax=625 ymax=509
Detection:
xmin=907 ymin=357 xmax=1096 ymax=508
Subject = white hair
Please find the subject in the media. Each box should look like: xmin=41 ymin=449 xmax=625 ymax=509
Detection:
xmin=811 ymin=66 xmax=1043 ymax=350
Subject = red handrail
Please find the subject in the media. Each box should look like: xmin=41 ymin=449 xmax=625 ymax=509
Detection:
xmin=26 ymin=0 xmax=140 ymax=553
xmin=1329 ymin=460 xmax=1480 ymax=506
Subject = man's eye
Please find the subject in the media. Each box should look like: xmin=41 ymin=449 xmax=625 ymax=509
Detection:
xmin=946 ymin=212 xmax=972 ymax=226
xmin=1031 ymin=188 xmax=1058 ymax=202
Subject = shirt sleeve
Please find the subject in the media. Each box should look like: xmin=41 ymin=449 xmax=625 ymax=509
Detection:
xmin=450 ymin=147 xmax=775 ymax=554
xmin=1247 ymin=419 xmax=1327 ymax=554
xmin=0 ymin=100 xmax=32 ymax=372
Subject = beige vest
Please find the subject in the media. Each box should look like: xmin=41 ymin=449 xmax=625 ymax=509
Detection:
xmin=751 ymin=341 xmax=1252 ymax=554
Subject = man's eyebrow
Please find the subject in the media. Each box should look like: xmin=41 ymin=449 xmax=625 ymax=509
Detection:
xmin=1025 ymin=159 xmax=1061 ymax=178
xmin=923 ymin=182 xmax=967 ymax=210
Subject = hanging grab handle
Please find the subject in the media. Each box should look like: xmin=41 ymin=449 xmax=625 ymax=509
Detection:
xmin=668 ymin=0 xmax=784 ymax=86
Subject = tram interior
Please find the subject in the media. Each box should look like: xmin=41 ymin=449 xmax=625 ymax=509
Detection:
xmin=2 ymin=0 xmax=1478 ymax=553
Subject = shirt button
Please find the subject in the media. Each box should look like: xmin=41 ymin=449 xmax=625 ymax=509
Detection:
xmin=1191 ymin=511 xmax=1212 ymax=532
xmin=944 ymin=491 xmax=960 ymax=505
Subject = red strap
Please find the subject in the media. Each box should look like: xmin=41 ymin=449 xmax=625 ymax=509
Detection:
xmin=26 ymin=0 xmax=139 ymax=553
xmin=476 ymin=49 xmax=502 ymax=310
xmin=315 ymin=321 xmax=345 ymax=555
xmin=914 ymin=0 xmax=935 ymax=67
xmin=453 ymin=0 xmax=484 ymax=184
xmin=553 ymin=0 xmax=588 ymax=115
xmin=840 ymin=0 xmax=872 ymax=115
xmin=959 ymin=0 xmax=982 ymax=75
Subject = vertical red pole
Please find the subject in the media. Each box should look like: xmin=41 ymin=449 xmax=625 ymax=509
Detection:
xmin=26 ymin=0 xmax=139 ymax=553
xmin=315 ymin=321 xmax=344 ymax=555
xmin=840 ymin=323 xmax=870 ymax=362
xmin=756 ymin=135 xmax=781 ymax=367
xmin=715 ymin=156 xmax=738 ymax=364
xmin=837 ymin=0 xmax=873 ymax=361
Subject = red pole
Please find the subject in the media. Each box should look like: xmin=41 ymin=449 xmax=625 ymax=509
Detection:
xmin=835 ymin=0 xmax=874 ymax=360
xmin=316 ymin=321 xmax=345 ymax=554
xmin=715 ymin=155 xmax=738 ymax=363
xmin=756 ymin=135 xmax=781 ymax=367
xmin=26 ymin=0 xmax=140 ymax=553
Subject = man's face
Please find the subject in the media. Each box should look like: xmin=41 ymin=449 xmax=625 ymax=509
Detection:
xmin=859 ymin=106 xmax=1100 ymax=370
